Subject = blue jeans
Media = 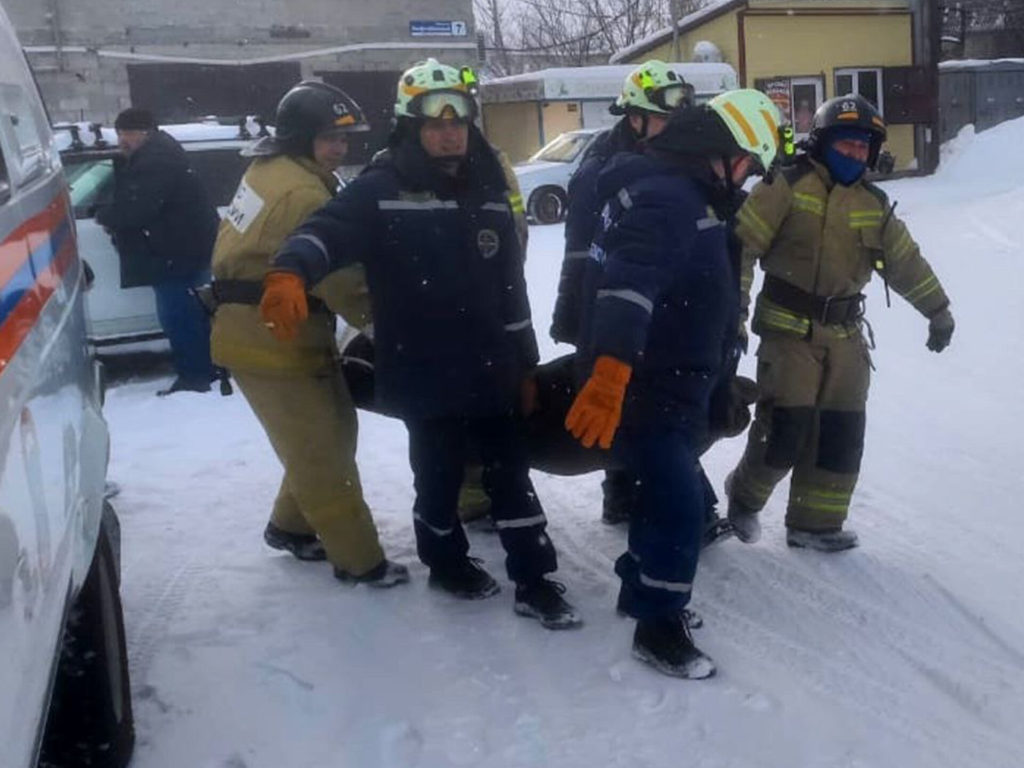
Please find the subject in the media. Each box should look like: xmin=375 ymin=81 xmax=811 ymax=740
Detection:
xmin=153 ymin=272 xmax=212 ymax=383
xmin=613 ymin=426 xmax=706 ymax=621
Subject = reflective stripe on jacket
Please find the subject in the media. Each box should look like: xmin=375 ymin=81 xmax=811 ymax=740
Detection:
xmin=736 ymin=157 xmax=949 ymax=337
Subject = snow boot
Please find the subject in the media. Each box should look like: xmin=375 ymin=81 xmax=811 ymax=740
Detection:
xmin=786 ymin=527 xmax=859 ymax=552
xmin=263 ymin=523 xmax=326 ymax=562
xmin=727 ymin=501 xmax=761 ymax=544
xmin=514 ymin=579 xmax=583 ymax=630
xmin=334 ymin=559 xmax=410 ymax=588
xmin=724 ymin=471 xmax=760 ymax=543
xmin=428 ymin=557 xmax=500 ymax=599
xmin=632 ymin=615 xmax=716 ymax=679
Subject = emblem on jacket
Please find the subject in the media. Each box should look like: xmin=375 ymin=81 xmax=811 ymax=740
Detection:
xmin=477 ymin=228 xmax=500 ymax=259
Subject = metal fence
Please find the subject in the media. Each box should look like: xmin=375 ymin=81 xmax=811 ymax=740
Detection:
xmin=939 ymin=60 xmax=1024 ymax=142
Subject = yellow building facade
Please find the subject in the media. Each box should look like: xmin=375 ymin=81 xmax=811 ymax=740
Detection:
xmin=616 ymin=0 xmax=923 ymax=170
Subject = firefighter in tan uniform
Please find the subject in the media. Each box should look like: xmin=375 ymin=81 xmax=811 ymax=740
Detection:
xmin=725 ymin=94 xmax=955 ymax=551
xmin=211 ymin=81 xmax=408 ymax=586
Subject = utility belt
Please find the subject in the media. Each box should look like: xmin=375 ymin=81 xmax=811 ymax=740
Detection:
xmin=206 ymin=279 xmax=328 ymax=314
xmin=762 ymin=274 xmax=865 ymax=326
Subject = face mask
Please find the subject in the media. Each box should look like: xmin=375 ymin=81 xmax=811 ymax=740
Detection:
xmin=824 ymin=144 xmax=867 ymax=186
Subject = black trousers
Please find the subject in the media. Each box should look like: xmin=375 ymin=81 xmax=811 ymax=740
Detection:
xmin=405 ymin=413 xmax=558 ymax=584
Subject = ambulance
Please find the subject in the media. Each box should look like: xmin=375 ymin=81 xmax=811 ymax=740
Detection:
xmin=0 ymin=3 xmax=133 ymax=765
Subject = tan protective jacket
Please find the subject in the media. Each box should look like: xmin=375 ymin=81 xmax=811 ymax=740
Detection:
xmin=735 ymin=157 xmax=949 ymax=338
xmin=211 ymin=154 xmax=371 ymax=374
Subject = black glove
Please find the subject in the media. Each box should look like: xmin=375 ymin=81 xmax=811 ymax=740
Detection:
xmin=708 ymin=375 xmax=759 ymax=440
xmin=926 ymin=308 xmax=954 ymax=353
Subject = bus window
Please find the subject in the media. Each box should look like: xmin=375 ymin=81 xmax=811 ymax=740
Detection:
xmin=0 ymin=82 xmax=45 ymax=186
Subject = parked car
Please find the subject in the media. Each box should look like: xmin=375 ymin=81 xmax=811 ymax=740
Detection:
xmin=514 ymin=127 xmax=602 ymax=225
xmin=0 ymin=4 xmax=133 ymax=766
xmin=56 ymin=120 xmax=256 ymax=346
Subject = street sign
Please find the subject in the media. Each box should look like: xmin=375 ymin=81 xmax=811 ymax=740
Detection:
xmin=410 ymin=20 xmax=468 ymax=37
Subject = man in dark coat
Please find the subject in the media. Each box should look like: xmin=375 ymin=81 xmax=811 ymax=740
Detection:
xmin=565 ymin=90 xmax=782 ymax=677
xmin=258 ymin=60 xmax=581 ymax=630
xmin=551 ymin=60 xmax=691 ymax=526
xmin=97 ymin=108 xmax=218 ymax=395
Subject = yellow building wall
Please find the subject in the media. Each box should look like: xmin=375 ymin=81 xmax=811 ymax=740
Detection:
xmin=541 ymin=101 xmax=583 ymax=149
xmin=744 ymin=13 xmax=915 ymax=168
xmin=482 ymin=102 xmax=540 ymax=164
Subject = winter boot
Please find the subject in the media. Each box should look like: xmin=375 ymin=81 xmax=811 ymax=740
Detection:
xmin=334 ymin=559 xmax=410 ymax=588
xmin=428 ymin=557 xmax=500 ymax=599
xmin=514 ymin=579 xmax=583 ymax=630
xmin=632 ymin=615 xmax=716 ymax=679
xmin=724 ymin=471 xmax=760 ymax=544
xmin=786 ymin=527 xmax=859 ymax=552
xmin=263 ymin=522 xmax=326 ymax=562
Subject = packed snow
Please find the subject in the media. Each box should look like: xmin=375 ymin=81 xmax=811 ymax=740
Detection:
xmin=106 ymin=118 xmax=1024 ymax=768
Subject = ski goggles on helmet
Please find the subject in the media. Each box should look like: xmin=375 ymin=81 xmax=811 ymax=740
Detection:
xmin=413 ymin=90 xmax=476 ymax=121
xmin=646 ymin=83 xmax=691 ymax=112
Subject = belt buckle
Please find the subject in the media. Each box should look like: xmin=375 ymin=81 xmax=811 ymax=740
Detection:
xmin=819 ymin=295 xmax=834 ymax=324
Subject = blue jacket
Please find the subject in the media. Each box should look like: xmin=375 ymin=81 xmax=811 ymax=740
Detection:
xmin=579 ymin=151 xmax=739 ymax=434
xmin=550 ymin=119 xmax=638 ymax=346
xmin=273 ymin=127 xmax=538 ymax=419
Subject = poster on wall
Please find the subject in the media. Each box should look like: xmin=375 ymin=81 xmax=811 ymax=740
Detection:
xmin=757 ymin=77 xmax=793 ymax=125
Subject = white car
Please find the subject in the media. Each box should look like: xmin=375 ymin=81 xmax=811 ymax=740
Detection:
xmin=56 ymin=120 xmax=256 ymax=346
xmin=514 ymin=128 xmax=603 ymax=225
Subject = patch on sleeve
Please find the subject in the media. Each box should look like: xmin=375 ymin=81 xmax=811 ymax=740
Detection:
xmin=224 ymin=179 xmax=265 ymax=234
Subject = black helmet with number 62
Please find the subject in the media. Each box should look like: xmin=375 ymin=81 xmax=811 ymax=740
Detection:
xmin=807 ymin=93 xmax=887 ymax=169
xmin=248 ymin=80 xmax=370 ymax=157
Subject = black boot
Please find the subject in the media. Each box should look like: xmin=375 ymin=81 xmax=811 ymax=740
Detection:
xmin=632 ymin=615 xmax=716 ymax=679
xmin=514 ymin=579 xmax=582 ymax=630
xmin=263 ymin=522 xmax=326 ymax=561
xmin=428 ymin=557 xmax=500 ymax=599
xmin=334 ymin=559 xmax=410 ymax=588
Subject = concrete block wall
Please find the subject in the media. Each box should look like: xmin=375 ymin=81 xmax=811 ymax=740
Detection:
xmin=11 ymin=0 xmax=477 ymax=122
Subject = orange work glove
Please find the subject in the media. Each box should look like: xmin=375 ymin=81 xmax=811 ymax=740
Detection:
xmin=564 ymin=355 xmax=632 ymax=449
xmin=259 ymin=271 xmax=308 ymax=342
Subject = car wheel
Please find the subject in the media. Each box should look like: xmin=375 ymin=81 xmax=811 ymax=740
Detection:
xmin=38 ymin=506 xmax=134 ymax=768
xmin=528 ymin=187 xmax=568 ymax=225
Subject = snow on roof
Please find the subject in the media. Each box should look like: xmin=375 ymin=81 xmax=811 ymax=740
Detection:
xmin=482 ymin=63 xmax=738 ymax=103
xmin=609 ymin=0 xmax=740 ymax=63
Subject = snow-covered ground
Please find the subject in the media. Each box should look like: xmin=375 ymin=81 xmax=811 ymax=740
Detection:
xmin=107 ymin=119 xmax=1024 ymax=768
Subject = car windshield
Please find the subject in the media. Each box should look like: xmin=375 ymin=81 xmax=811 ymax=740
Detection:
xmin=64 ymin=158 xmax=115 ymax=217
xmin=528 ymin=131 xmax=592 ymax=163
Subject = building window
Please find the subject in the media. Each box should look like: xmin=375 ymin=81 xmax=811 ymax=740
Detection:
xmin=755 ymin=75 xmax=825 ymax=139
xmin=835 ymin=68 xmax=883 ymax=115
